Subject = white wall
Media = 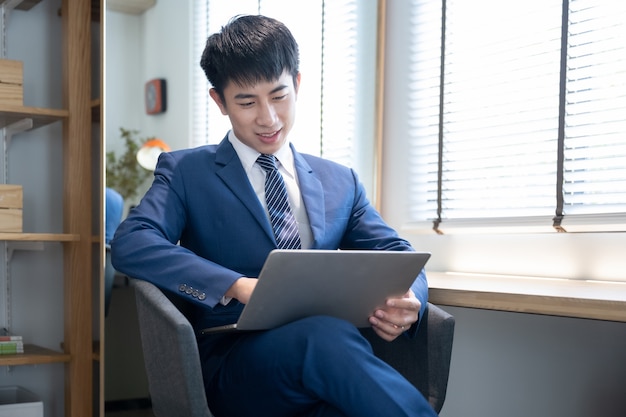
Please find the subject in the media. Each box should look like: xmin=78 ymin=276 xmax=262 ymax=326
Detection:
xmin=105 ymin=11 xmax=142 ymax=147
xmin=105 ymin=0 xmax=192 ymax=206
xmin=138 ymin=1 xmax=193 ymax=151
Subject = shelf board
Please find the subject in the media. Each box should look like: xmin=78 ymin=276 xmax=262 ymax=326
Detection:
xmin=0 ymin=104 xmax=68 ymax=130
xmin=0 ymin=232 xmax=80 ymax=242
xmin=0 ymin=0 xmax=43 ymax=11
xmin=0 ymin=344 xmax=71 ymax=366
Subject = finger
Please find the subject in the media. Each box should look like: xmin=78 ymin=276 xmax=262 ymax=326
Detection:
xmin=386 ymin=296 xmax=420 ymax=311
xmin=371 ymin=315 xmax=407 ymax=335
xmin=370 ymin=318 xmax=406 ymax=341
xmin=383 ymin=322 xmax=402 ymax=332
xmin=374 ymin=309 xmax=412 ymax=329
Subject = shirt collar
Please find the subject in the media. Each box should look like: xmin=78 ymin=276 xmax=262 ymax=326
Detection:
xmin=228 ymin=130 xmax=296 ymax=179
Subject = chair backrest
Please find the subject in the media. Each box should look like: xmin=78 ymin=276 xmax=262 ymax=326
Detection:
xmin=132 ymin=278 xmax=455 ymax=416
xmin=131 ymin=279 xmax=214 ymax=417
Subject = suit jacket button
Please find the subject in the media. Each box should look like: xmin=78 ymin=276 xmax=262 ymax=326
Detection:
xmin=178 ymin=284 xmax=187 ymax=292
xmin=192 ymin=290 xmax=200 ymax=298
xmin=198 ymin=293 xmax=206 ymax=301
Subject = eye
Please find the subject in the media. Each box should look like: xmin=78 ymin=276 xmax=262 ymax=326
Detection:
xmin=238 ymin=101 xmax=254 ymax=108
xmin=273 ymin=94 xmax=288 ymax=101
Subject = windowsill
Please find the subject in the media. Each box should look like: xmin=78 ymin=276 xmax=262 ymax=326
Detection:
xmin=427 ymin=271 xmax=626 ymax=322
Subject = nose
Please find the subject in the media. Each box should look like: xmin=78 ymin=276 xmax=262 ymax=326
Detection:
xmin=256 ymin=102 xmax=278 ymax=126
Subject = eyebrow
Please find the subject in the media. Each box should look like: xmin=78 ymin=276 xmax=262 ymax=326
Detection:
xmin=233 ymin=84 xmax=289 ymax=100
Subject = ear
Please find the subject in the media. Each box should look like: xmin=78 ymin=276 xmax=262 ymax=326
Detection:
xmin=294 ymin=72 xmax=301 ymax=95
xmin=209 ymin=88 xmax=228 ymax=115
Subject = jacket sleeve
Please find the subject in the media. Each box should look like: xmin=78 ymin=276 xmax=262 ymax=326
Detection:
xmin=110 ymin=152 xmax=242 ymax=309
xmin=338 ymin=168 xmax=430 ymax=331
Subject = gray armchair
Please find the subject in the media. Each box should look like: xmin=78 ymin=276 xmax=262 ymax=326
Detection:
xmin=131 ymin=278 xmax=455 ymax=417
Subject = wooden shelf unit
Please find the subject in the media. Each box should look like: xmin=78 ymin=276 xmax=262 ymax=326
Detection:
xmin=0 ymin=0 xmax=102 ymax=416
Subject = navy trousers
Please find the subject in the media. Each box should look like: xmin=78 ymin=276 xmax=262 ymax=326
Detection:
xmin=203 ymin=316 xmax=437 ymax=417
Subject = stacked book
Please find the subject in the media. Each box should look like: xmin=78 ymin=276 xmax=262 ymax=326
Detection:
xmin=0 ymin=330 xmax=24 ymax=354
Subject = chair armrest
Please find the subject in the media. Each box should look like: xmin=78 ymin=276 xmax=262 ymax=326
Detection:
xmin=360 ymin=302 xmax=455 ymax=414
xmin=131 ymin=278 xmax=213 ymax=417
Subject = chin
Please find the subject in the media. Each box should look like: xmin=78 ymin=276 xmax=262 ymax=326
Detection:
xmin=258 ymin=140 xmax=285 ymax=154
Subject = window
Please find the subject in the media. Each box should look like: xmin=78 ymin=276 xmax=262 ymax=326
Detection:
xmin=406 ymin=0 xmax=626 ymax=234
xmin=191 ymin=0 xmax=378 ymax=193
xmin=382 ymin=1 xmax=626 ymax=282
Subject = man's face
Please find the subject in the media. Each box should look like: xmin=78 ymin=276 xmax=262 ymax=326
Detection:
xmin=210 ymin=71 xmax=301 ymax=155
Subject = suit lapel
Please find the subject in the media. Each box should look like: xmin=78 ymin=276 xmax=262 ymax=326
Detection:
xmin=215 ymin=139 xmax=276 ymax=243
xmin=293 ymin=148 xmax=325 ymax=247
xmin=213 ymin=139 xmax=327 ymax=247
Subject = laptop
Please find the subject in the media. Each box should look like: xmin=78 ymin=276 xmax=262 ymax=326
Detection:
xmin=201 ymin=249 xmax=430 ymax=334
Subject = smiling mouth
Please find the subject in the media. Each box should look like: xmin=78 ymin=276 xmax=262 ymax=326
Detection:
xmin=258 ymin=129 xmax=282 ymax=142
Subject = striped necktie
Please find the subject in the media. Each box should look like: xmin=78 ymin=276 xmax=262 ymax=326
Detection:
xmin=256 ymin=154 xmax=302 ymax=250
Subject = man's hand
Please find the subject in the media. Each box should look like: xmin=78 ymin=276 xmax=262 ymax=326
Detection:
xmin=225 ymin=277 xmax=257 ymax=304
xmin=369 ymin=289 xmax=420 ymax=342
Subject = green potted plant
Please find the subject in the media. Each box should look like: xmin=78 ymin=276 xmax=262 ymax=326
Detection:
xmin=106 ymin=127 xmax=153 ymax=202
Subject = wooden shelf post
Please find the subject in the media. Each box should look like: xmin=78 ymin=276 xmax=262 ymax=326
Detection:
xmin=62 ymin=0 xmax=93 ymax=415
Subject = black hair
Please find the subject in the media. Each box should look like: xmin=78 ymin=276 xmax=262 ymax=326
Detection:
xmin=200 ymin=15 xmax=300 ymax=102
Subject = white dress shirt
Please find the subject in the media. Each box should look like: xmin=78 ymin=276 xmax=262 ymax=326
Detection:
xmin=218 ymin=132 xmax=314 ymax=304
xmin=228 ymin=131 xmax=313 ymax=249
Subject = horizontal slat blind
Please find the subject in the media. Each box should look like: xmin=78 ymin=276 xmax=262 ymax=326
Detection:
xmin=407 ymin=0 xmax=442 ymax=224
xmin=320 ymin=0 xmax=357 ymax=167
xmin=191 ymin=0 xmax=210 ymax=148
xmin=563 ymin=1 xmax=626 ymax=216
xmin=440 ymin=0 xmax=562 ymax=221
xmin=408 ymin=0 xmax=626 ymax=232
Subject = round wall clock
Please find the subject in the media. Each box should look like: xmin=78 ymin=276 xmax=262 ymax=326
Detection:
xmin=145 ymin=78 xmax=167 ymax=114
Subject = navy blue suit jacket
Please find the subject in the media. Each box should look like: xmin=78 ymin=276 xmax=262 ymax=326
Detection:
xmin=111 ymin=137 xmax=428 ymax=334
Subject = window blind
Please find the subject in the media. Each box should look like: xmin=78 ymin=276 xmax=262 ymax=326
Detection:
xmin=406 ymin=0 xmax=442 ymax=228
xmin=190 ymin=0 xmax=210 ymax=149
xmin=561 ymin=1 xmax=626 ymax=229
xmin=442 ymin=0 xmax=562 ymax=227
xmin=191 ymin=0 xmax=361 ymax=170
xmin=408 ymin=0 xmax=626 ymax=233
xmin=320 ymin=0 xmax=357 ymax=165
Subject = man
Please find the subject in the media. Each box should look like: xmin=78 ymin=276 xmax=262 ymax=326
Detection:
xmin=111 ymin=14 xmax=436 ymax=417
